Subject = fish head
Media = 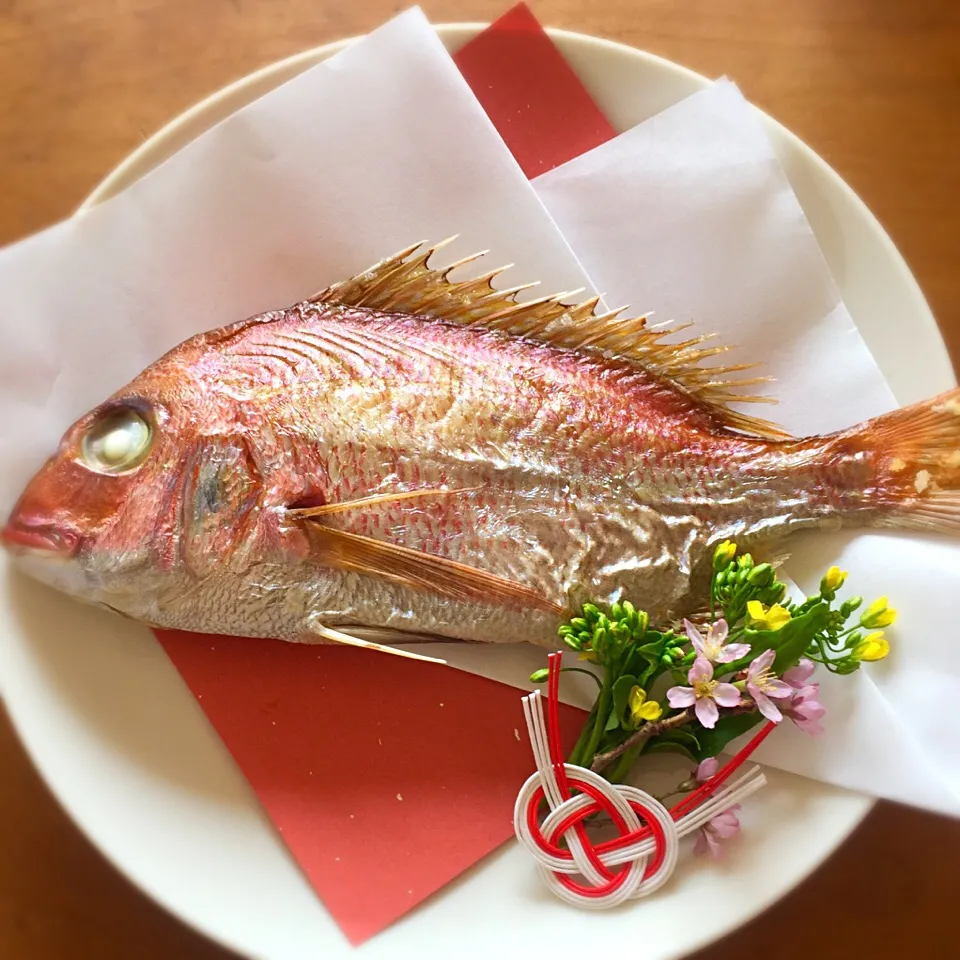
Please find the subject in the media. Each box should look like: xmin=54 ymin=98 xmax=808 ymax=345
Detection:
xmin=1 ymin=349 xmax=259 ymax=619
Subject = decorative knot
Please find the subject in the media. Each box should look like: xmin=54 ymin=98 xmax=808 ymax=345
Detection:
xmin=513 ymin=652 xmax=773 ymax=908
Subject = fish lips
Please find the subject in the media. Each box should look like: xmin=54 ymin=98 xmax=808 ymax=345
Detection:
xmin=1 ymin=513 xmax=81 ymax=557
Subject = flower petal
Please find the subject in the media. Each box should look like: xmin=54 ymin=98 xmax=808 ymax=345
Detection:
xmin=796 ymin=716 xmax=825 ymax=736
xmin=638 ymin=700 xmax=663 ymax=721
xmin=695 ymin=696 xmax=719 ymax=729
xmin=694 ymin=829 xmax=717 ymax=858
xmin=710 ymin=809 xmax=741 ymax=839
xmin=696 ymin=757 xmax=719 ymax=782
xmin=766 ymin=678 xmax=793 ymax=700
xmin=713 ymin=683 xmax=742 ymax=708
xmin=667 ymin=686 xmax=697 ymax=708
xmin=710 ymin=619 xmax=729 ymax=644
xmin=752 ymin=648 xmax=776 ymax=674
xmin=746 ymin=600 xmax=765 ymax=624
xmin=797 ymin=700 xmax=826 ymax=721
xmin=756 ymin=691 xmax=783 ymax=723
xmin=784 ymin=658 xmax=815 ymax=686
xmin=688 ymin=656 xmax=714 ymax=683
xmin=717 ymin=642 xmax=751 ymax=663
xmin=684 ymin=618 xmax=704 ymax=652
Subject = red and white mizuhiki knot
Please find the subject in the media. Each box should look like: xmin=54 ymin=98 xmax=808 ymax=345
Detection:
xmin=513 ymin=674 xmax=769 ymax=909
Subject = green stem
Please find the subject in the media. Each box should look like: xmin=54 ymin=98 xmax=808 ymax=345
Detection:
xmin=578 ymin=668 xmax=614 ymax=766
xmin=567 ymin=701 xmax=599 ymax=768
xmin=607 ymin=740 xmax=648 ymax=783
xmin=560 ymin=666 xmax=603 ymax=690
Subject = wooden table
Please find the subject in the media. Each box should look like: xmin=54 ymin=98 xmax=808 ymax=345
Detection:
xmin=1 ymin=2 xmax=957 ymax=957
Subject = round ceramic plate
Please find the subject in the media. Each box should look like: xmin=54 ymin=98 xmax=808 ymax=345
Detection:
xmin=2 ymin=23 xmax=955 ymax=960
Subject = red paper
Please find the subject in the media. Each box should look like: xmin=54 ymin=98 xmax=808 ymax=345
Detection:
xmin=157 ymin=4 xmax=615 ymax=944
xmin=453 ymin=3 xmax=616 ymax=177
xmin=158 ymin=632 xmax=584 ymax=944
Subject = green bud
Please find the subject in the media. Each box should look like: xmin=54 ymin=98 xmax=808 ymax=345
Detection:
xmin=747 ymin=563 xmax=774 ymax=587
xmin=582 ymin=603 xmax=600 ymax=622
xmin=529 ymin=668 xmax=549 ymax=683
xmin=558 ymin=624 xmax=573 ymax=637
xmin=622 ymin=600 xmax=636 ymax=620
xmin=569 ymin=617 xmax=588 ymax=631
xmin=739 ymin=553 xmax=755 ymax=569
xmin=660 ymin=654 xmax=673 ymax=666
xmin=835 ymin=660 xmax=861 ymax=675
xmin=840 ymin=596 xmax=863 ymax=618
xmin=844 ymin=630 xmax=863 ymax=650
xmin=610 ymin=601 xmax=623 ymax=621
xmin=764 ymin=581 xmax=787 ymax=604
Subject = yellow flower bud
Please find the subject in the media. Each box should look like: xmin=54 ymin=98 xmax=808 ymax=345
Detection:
xmin=822 ymin=565 xmax=848 ymax=591
xmin=746 ymin=600 xmax=792 ymax=631
xmin=628 ymin=686 xmax=663 ymax=724
xmin=713 ymin=539 xmax=737 ymax=571
xmin=853 ymin=632 xmax=890 ymax=662
xmin=860 ymin=597 xmax=897 ymax=629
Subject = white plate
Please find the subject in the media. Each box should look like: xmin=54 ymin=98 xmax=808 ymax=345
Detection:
xmin=2 ymin=22 xmax=955 ymax=960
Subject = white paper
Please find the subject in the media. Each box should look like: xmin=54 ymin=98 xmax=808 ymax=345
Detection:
xmin=0 ymin=8 xmax=593 ymax=512
xmin=533 ymin=81 xmax=896 ymax=437
xmin=0 ymin=11 xmax=957 ymax=817
xmin=533 ymin=81 xmax=960 ymax=815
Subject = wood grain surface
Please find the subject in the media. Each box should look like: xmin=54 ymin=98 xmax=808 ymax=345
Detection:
xmin=1 ymin=1 xmax=958 ymax=958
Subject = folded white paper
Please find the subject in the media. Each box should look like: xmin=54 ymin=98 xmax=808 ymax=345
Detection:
xmin=0 ymin=10 xmax=957 ymax=817
xmin=533 ymin=81 xmax=960 ymax=815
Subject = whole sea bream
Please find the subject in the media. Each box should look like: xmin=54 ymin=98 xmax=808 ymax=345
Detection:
xmin=3 ymin=243 xmax=960 ymax=654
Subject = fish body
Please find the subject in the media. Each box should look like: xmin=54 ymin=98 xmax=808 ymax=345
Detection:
xmin=3 ymin=244 xmax=959 ymax=649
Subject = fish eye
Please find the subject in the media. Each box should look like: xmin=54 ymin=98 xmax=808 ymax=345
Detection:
xmin=80 ymin=406 xmax=153 ymax=474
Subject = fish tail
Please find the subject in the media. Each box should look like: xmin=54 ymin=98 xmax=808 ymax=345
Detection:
xmin=852 ymin=387 xmax=960 ymax=533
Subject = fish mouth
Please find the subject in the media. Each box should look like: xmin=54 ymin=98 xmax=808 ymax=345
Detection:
xmin=1 ymin=515 xmax=80 ymax=557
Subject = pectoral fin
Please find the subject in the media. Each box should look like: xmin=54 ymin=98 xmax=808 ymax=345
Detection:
xmin=302 ymin=523 xmax=564 ymax=615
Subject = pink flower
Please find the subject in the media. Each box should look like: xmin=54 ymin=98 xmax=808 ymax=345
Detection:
xmin=683 ymin=618 xmax=750 ymax=665
xmin=667 ymin=657 xmax=741 ymax=729
xmin=694 ymin=807 xmax=742 ymax=857
xmin=744 ymin=648 xmax=792 ymax=723
xmin=692 ymin=758 xmax=741 ymax=857
xmin=780 ymin=661 xmax=826 ymax=735
xmin=783 ymin=658 xmax=819 ymax=700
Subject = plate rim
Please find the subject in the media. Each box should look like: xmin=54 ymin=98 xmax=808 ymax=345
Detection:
xmin=5 ymin=19 xmax=910 ymax=960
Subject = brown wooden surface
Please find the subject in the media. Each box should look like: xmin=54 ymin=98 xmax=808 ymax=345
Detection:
xmin=1 ymin=1 xmax=958 ymax=958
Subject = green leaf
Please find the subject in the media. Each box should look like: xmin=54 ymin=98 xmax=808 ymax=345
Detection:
xmin=606 ymin=675 xmax=639 ymax=731
xmin=647 ymin=740 xmax=697 ymax=762
xmin=648 ymin=727 xmax=701 ymax=762
xmin=637 ymin=633 xmax=669 ymax=665
xmin=694 ymin=712 xmax=764 ymax=761
xmin=722 ymin=603 xmax=832 ymax=676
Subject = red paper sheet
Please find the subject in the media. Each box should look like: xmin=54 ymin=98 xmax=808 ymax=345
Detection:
xmin=454 ymin=3 xmax=615 ymax=177
xmin=157 ymin=4 xmax=615 ymax=945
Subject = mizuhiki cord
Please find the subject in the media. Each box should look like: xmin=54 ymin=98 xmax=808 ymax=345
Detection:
xmin=513 ymin=652 xmax=772 ymax=908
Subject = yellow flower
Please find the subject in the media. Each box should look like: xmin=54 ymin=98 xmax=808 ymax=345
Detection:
xmin=860 ymin=597 xmax=897 ymax=629
xmin=822 ymin=565 xmax=848 ymax=591
xmin=746 ymin=600 xmax=792 ymax=631
xmin=853 ymin=631 xmax=890 ymax=662
xmin=578 ymin=648 xmax=599 ymax=663
xmin=713 ymin=540 xmax=737 ymax=571
xmin=628 ymin=686 xmax=663 ymax=725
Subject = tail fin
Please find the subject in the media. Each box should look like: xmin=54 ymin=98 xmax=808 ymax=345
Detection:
xmin=860 ymin=388 xmax=960 ymax=533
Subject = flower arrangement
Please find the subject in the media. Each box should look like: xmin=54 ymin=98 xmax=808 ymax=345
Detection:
xmin=531 ymin=541 xmax=894 ymax=856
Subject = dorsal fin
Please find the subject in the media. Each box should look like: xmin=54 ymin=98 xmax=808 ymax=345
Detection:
xmin=312 ymin=241 xmax=789 ymax=441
